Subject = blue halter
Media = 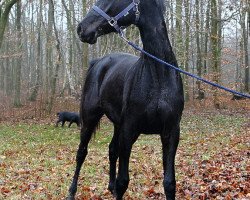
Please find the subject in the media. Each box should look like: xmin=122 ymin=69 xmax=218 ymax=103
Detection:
xmin=92 ymin=0 xmax=140 ymax=36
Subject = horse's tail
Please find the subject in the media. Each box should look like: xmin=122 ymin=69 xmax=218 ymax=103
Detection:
xmin=79 ymin=58 xmax=102 ymax=138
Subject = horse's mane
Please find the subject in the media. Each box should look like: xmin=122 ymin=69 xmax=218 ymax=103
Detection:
xmin=156 ymin=0 xmax=166 ymax=14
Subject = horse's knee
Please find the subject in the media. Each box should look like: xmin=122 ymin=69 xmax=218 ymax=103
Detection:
xmin=76 ymin=146 xmax=87 ymax=162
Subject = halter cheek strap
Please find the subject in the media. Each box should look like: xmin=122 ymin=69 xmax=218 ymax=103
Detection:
xmin=92 ymin=0 xmax=140 ymax=35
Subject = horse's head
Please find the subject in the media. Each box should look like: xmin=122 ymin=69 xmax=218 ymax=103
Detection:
xmin=77 ymin=0 xmax=140 ymax=44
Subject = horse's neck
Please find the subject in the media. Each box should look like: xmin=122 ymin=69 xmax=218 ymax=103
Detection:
xmin=138 ymin=6 xmax=177 ymax=68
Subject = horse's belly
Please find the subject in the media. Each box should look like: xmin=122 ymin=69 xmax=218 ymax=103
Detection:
xmin=100 ymin=88 xmax=123 ymax=124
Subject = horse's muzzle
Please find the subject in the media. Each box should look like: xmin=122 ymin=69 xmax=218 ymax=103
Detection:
xmin=77 ymin=23 xmax=97 ymax=44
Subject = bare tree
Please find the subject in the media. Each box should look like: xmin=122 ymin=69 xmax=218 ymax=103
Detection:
xmin=175 ymin=0 xmax=184 ymax=65
xmin=13 ymin=0 xmax=21 ymax=107
xmin=1 ymin=0 xmax=249 ymax=114
xmin=210 ymin=0 xmax=220 ymax=108
xmin=240 ymin=0 xmax=249 ymax=92
xmin=183 ymin=0 xmax=191 ymax=101
xmin=29 ymin=0 xmax=43 ymax=101
xmin=82 ymin=0 xmax=89 ymax=82
xmin=0 ymin=0 xmax=20 ymax=48
xmin=203 ymin=0 xmax=210 ymax=73
xmin=47 ymin=0 xmax=62 ymax=113
xmin=195 ymin=0 xmax=204 ymax=100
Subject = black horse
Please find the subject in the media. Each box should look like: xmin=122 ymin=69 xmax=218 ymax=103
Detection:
xmin=68 ymin=0 xmax=184 ymax=199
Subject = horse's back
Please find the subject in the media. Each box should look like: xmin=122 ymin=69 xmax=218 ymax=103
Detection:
xmin=81 ymin=53 xmax=139 ymax=124
xmin=86 ymin=53 xmax=138 ymax=81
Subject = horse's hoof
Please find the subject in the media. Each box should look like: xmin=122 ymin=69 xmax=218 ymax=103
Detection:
xmin=111 ymin=189 xmax=121 ymax=200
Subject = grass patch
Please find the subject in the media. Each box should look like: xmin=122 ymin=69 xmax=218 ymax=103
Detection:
xmin=0 ymin=111 xmax=248 ymax=199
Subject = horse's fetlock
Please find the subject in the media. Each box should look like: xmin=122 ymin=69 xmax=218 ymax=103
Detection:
xmin=66 ymin=194 xmax=75 ymax=200
xmin=116 ymin=177 xmax=129 ymax=189
xmin=163 ymin=179 xmax=176 ymax=191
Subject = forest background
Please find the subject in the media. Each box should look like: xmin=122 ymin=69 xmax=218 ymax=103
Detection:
xmin=0 ymin=0 xmax=249 ymax=120
xmin=0 ymin=1 xmax=249 ymax=199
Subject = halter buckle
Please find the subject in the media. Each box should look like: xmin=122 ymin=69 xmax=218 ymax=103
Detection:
xmin=133 ymin=0 xmax=140 ymax=22
xmin=133 ymin=0 xmax=140 ymax=5
xmin=108 ymin=18 xmax=117 ymax=26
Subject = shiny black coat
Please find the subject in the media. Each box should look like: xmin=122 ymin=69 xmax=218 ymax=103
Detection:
xmin=68 ymin=0 xmax=184 ymax=199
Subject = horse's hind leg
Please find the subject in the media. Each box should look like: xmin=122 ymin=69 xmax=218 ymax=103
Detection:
xmin=161 ymin=125 xmax=180 ymax=200
xmin=108 ymin=125 xmax=120 ymax=193
xmin=67 ymin=116 xmax=102 ymax=200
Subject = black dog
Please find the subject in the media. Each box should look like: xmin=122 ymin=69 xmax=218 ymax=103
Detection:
xmin=56 ymin=112 xmax=80 ymax=128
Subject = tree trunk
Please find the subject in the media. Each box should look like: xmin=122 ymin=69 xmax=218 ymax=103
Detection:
xmin=203 ymin=1 xmax=210 ymax=73
xmin=183 ymin=0 xmax=190 ymax=101
xmin=169 ymin=0 xmax=175 ymax=49
xmin=29 ymin=0 xmax=42 ymax=101
xmin=82 ymin=0 xmax=88 ymax=82
xmin=0 ymin=45 xmax=5 ymax=89
xmin=0 ymin=0 xmax=20 ymax=48
xmin=241 ymin=3 xmax=249 ymax=92
xmin=47 ymin=0 xmax=62 ymax=113
xmin=13 ymin=0 xmax=22 ymax=107
xmin=195 ymin=0 xmax=204 ymax=100
xmin=175 ymin=0 xmax=184 ymax=66
xmin=210 ymin=0 xmax=220 ymax=108
xmin=217 ymin=0 xmax=222 ymax=78
xmin=45 ymin=0 xmax=54 ymax=111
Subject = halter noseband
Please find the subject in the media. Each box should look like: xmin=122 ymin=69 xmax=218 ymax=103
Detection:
xmin=92 ymin=0 xmax=140 ymax=36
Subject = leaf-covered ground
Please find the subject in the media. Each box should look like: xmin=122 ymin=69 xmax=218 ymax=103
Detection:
xmin=0 ymin=110 xmax=249 ymax=199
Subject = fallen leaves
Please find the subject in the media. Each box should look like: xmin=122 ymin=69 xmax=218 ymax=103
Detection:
xmin=0 ymin=110 xmax=249 ymax=199
xmin=1 ymin=187 xmax=11 ymax=196
xmin=143 ymin=187 xmax=165 ymax=199
xmin=176 ymin=137 xmax=250 ymax=199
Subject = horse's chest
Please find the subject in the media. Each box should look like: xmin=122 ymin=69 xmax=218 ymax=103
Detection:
xmin=123 ymin=66 xmax=181 ymax=132
xmin=133 ymin=97 xmax=177 ymax=133
xmin=126 ymin=89 xmax=175 ymax=120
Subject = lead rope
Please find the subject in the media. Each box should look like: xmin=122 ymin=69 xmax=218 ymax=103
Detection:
xmin=92 ymin=1 xmax=250 ymax=99
xmin=119 ymin=32 xmax=250 ymax=99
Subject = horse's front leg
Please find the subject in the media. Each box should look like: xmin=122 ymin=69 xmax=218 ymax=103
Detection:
xmin=108 ymin=125 xmax=120 ymax=194
xmin=114 ymin=122 xmax=139 ymax=200
xmin=160 ymin=125 xmax=180 ymax=200
xmin=67 ymin=126 xmax=95 ymax=200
